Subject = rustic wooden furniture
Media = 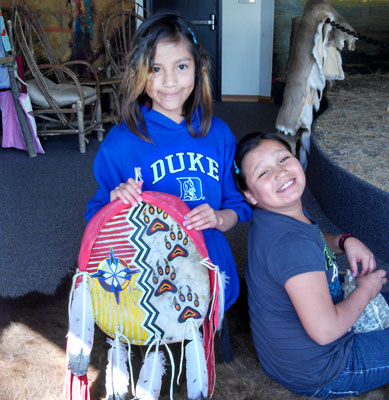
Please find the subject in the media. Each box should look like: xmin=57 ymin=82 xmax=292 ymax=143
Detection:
xmin=99 ymin=1 xmax=150 ymax=122
xmin=12 ymin=0 xmax=104 ymax=153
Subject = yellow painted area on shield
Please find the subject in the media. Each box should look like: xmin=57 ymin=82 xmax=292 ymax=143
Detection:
xmin=90 ymin=276 xmax=148 ymax=343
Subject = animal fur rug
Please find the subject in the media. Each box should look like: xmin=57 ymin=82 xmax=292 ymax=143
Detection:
xmin=0 ymin=275 xmax=388 ymax=400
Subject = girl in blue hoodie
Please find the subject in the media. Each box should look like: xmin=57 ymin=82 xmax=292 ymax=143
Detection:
xmin=85 ymin=12 xmax=251 ymax=314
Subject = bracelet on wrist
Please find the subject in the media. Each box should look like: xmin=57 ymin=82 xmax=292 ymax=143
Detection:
xmin=339 ymin=233 xmax=353 ymax=251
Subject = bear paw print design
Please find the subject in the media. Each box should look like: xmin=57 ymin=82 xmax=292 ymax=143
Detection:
xmin=152 ymin=260 xmax=177 ymax=297
xmin=173 ymin=285 xmax=201 ymax=323
xmin=164 ymin=224 xmax=189 ymax=261
xmin=143 ymin=205 xmax=169 ymax=236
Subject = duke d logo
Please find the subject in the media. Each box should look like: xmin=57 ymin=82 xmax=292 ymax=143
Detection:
xmin=177 ymin=177 xmax=203 ymax=201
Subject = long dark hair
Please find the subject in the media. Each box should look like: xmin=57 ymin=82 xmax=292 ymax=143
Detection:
xmin=118 ymin=11 xmax=213 ymax=141
xmin=234 ymin=131 xmax=292 ymax=192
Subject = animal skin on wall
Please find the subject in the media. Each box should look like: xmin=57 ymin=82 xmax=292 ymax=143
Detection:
xmin=275 ymin=0 xmax=356 ymax=169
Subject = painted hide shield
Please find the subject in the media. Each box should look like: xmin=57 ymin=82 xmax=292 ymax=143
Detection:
xmin=65 ymin=191 xmax=219 ymax=400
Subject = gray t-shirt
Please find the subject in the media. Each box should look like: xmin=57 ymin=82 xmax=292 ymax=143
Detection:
xmin=246 ymin=208 xmax=354 ymax=392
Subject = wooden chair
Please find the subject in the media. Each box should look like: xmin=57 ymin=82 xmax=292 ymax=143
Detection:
xmin=99 ymin=1 xmax=150 ymax=122
xmin=12 ymin=0 xmax=104 ymax=153
xmin=103 ymin=1 xmax=150 ymax=78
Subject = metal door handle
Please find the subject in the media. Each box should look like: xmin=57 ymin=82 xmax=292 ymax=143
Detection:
xmin=191 ymin=14 xmax=216 ymax=31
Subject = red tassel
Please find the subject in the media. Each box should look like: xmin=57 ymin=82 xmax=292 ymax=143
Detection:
xmin=63 ymin=346 xmax=90 ymax=400
xmin=203 ymin=279 xmax=219 ymax=397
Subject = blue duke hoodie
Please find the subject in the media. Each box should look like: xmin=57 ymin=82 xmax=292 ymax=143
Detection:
xmin=85 ymin=105 xmax=252 ymax=309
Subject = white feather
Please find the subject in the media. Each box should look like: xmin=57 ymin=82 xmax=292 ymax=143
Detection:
xmin=135 ymin=350 xmax=166 ymax=400
xmin=185 ymin=322 xmax=208 ymax=400
xmin=105 ymin=336 xmax=129 ymax=400
xmin=299 ymin=130 xmax=311 ymax=171
xmin=217 ymin=271 xmax=226 ymax=331
xmin=67 ymin=275 xmax=94 ymax=376
xmin=105 ymin=339 xmax=114 ymax=400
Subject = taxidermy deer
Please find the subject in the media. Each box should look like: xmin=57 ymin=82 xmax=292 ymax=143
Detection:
xmin=276 ymin=0 xmax=356 ymax=169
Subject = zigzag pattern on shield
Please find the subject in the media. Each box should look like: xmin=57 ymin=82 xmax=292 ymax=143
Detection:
xmin=127 ymin=203 xmax=164 ymax=342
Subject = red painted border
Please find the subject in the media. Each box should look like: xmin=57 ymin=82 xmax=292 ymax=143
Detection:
xmin=78 ymin=191 xmax=209 ymax=270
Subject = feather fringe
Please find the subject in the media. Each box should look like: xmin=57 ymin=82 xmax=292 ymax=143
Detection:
xmin=185 ymin=322 xmax=208 ymax=400
xmin=67 ymin=275 xmax=94 ymax=377
xmin=217 ymin=270 xmax=226 ymax=331
xmin=135 ymin=350 xmax=166 ymax=400
xmin=105 ymin=336 xmax=129 ymax=400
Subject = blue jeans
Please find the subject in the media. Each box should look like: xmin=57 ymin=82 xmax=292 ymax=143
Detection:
xmin=296 ymin=292 xmax=389 ymax=399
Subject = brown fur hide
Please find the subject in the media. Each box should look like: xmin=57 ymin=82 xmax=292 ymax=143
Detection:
xmin=0 ymin=276 xmax=388 ymax=400
xmin=276 ymin=0 xmax=356 ymax=135
xmin=276 ymin=0 xmax=356 ymax=168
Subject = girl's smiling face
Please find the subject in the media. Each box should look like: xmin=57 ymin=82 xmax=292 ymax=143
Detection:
xmin=242 ymin=139 xmax=306 ymax=218
xmin=146 ymin=38 xmax=195 ymax=123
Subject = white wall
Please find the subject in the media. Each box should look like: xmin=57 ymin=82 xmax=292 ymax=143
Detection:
xmin=221 ymin=0 xmax=274 ymax=97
